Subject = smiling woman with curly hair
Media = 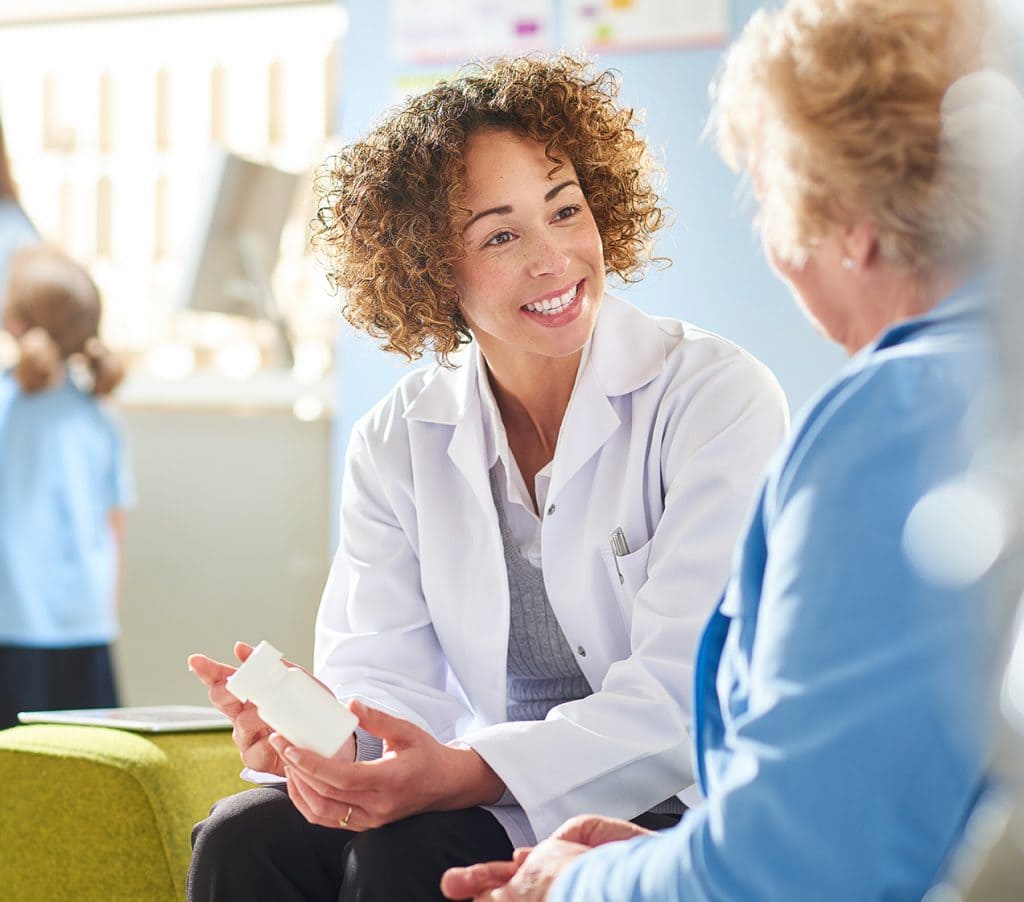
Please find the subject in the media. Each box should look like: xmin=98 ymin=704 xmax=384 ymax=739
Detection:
xmin=313 ymin=54 xmax=664 ymax=362
xmin=188 ymin=53 xmax=787 ymax=902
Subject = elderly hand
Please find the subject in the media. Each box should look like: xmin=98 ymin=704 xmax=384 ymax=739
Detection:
xmin=441 ymin=838 xmax=589 ymax=901
xmin=440 ymin=814 xmax=653 ymax=900
xmin=268 ymin=700 xmax=505 ymax=831
xmin=187 ymin=641 xmax=353 ymax=777
xmin=550 ymin=814 xmax=653 ymax=846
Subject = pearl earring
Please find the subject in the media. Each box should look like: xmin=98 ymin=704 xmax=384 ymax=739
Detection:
xmin=841 ymin=257 xmax=855 ymax=271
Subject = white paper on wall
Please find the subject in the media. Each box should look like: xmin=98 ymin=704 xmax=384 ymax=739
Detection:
xmin=391 ymin=0 xmax=553 ymax=66
xmin=566 ymin=0 xmax=730 ymax=52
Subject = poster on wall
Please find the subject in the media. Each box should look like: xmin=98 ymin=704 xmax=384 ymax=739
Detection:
xmin=391 ymin=0 xmax=553 ymax=66
xmin=566 ymin=0 xmax=730 ymax=52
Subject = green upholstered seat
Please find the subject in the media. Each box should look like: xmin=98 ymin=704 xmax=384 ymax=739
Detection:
xmin=0 ymin=724 xmax=249 ymax=901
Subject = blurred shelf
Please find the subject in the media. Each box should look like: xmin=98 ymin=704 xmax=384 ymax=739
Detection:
xmin=117 ymin=367 xmax=335 ymax=415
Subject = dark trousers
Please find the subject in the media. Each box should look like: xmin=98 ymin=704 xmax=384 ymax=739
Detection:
xmin=188 ymin=785 xmax=682 ymax=902
xmin=188 ymin=785 xmax=515 ymax=902
xmin=0 ymin=643 xmax=119 ymax=730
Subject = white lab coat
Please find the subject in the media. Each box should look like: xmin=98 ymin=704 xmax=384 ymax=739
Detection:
xmin=314 ymin=294 xmax=788 ymax=841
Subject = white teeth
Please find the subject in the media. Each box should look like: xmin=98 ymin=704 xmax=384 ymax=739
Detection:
xmin=525 ymin=283 xmax=579 ymax=315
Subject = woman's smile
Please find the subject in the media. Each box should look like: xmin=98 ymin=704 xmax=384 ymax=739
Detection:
xmin=520 ymin=279 xmax=586 ymax=326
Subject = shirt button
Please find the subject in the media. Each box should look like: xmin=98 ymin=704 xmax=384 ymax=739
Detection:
xmin=577 ymin=645 xmax=586 ymax=657
xmin=547 ymin=504 xmax=556 ymax=516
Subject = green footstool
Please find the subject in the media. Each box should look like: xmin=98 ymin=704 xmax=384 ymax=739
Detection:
xmin=0 ymin=724 xmax=249 ymax=901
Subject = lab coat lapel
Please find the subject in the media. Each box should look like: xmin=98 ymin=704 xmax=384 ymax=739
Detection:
xmin=404 ymin=347 xmax=496 ymax=520
xmin=446 ymin=409 xmax=494 ymax=518
xmin=548 ymin=368 xmax=620 ymax=503
xmin=404 ymin=349 xmax=509 ymax=721
xmin=548 ymin=295 xmax=668 ymax=502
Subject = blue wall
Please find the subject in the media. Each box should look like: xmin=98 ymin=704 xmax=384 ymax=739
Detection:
xmin=330 ymin=0 xmax=846 ymax=528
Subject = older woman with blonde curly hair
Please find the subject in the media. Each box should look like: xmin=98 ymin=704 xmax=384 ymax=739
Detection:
xmin=188 ymin=53 xmax=786 ymax=902
xmin=443 ymin=2 xmax=1018 ymax=900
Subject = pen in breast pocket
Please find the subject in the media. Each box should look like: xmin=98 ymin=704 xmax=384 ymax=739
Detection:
xmin=610 ymin=527 xmax=630 ymax=584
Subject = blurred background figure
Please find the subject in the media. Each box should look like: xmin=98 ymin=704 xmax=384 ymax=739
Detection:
xmin=936 ymin=2 xmax=1024 ymax=899
xmin=0 ymin=113 xmax=38 ymax=304
xmin=0 ymin=245 xmax=134 ymax=729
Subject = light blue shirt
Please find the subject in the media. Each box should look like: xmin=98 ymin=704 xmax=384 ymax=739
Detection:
xmin=0 ymin=372 xmax=135 ymax=646
xmin=552 ymin=278 xmax=995 ymax=901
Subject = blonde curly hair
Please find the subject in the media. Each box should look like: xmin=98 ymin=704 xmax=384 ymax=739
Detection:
xmin=711 ymin=0 xmax=993 ymax=271
xmin=313 ymin=53 xmax=666 ymax=363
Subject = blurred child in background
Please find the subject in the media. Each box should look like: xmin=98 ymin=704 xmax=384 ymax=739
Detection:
xmin=0 ymin=245 xmax=134 ymax=729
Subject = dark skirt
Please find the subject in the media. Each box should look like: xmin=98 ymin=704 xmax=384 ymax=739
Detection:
xmin=0 ymin=642 xmax=119 ymax=730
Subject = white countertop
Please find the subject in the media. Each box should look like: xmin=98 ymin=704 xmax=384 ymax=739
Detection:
xmin=117 ymin=368 xmax=336 ymax=415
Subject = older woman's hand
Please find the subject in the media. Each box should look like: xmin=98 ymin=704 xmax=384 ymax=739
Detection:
xmin=440 ymin=815 xmax=651 ymax=900
xmin=268 ymin=700 xmax=506 ymax=831
xmin=441 ymin=838 xmax=590 ymax=901
xmin=187 ymin=641 xmax=285 ymax=776
xmin=550 ymin=814 xmax=653 ymax=846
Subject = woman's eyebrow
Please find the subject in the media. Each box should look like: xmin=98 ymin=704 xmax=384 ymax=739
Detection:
xmin=462 ymin=180 xmax=581 ymax=233
xmin=544 ymin=179 xmax=578 ymax=202
xmin=463 ymin=204 xmax=513 ymax=233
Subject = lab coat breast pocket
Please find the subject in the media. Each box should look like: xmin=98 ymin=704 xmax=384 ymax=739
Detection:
xmin=600 ymin=537 xmax=654 ymax=628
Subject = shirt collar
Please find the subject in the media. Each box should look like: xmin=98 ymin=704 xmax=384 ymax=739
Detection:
xmin=475 ymin=345 xmax=503 ymax=472
xmin=475 ymin=341 xmax=578 ymax=501
xmin=588 ymin=293 xmax=669 ymax=395
xmin=868 ymin=271 xmax=992 ymax=355
xmin=403 ymin=293 xmax=671 ymax=425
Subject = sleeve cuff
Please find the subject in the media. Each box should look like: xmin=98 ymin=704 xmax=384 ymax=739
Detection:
xmin=355 ymin=727 xmax=383 ymax=762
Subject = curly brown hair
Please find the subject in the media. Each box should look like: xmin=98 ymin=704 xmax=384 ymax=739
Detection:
xmin=312 ymin=53 xmax=666 ymax=363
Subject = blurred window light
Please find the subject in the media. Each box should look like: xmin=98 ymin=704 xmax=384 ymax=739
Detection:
xmin=0 ymin=1 xmax=347 ymax=361
xmin=293 ymin=395 xmax=324 ymax=422
xmin=145 ymin=341 xmax=195 ymax=380
xmin=214 ymin=341 xmax=262 ymax=380
xmin=1003 ymin=617 xmax=1024 ymax=736
xmin=292 ymin=339 xmax=331 ymax=384
xmin=902 ymin=476 xmax=1011 ymax=588
xmin=0 ymin=331 xmax=18 ymax=370
xmin=941 ymin=69 xmax=1024 ymax=169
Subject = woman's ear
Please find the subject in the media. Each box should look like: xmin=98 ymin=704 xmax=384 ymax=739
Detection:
xmin=843 ymin=220 xmax=880 ymax=271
